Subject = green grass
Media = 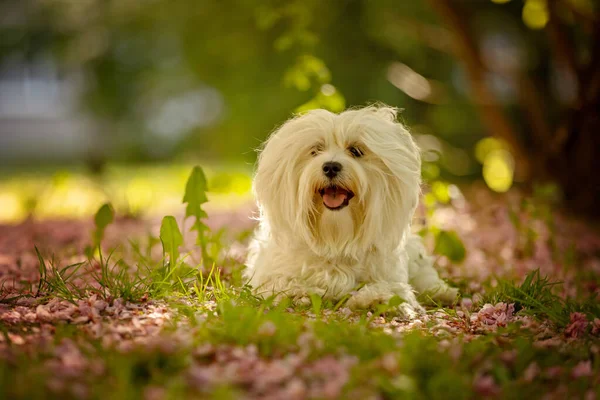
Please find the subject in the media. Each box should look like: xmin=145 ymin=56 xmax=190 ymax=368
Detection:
xmin=1 ymin=296 xmax=597 ymax=400
xmin=481 ymin=269 xmax=600 ymax=328
xmin=1 ymin=166 xmax=598 ymax=400
xmin=2 ymin=170 xmax=240 ymax=305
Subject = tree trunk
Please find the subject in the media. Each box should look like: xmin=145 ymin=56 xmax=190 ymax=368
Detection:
xmin=542 ymin=28 xmax=600 ymax=217
xmin=544 ymin=109 xmax=600 ymax=217
xmin=427 ymin=0 xmax=600 ymax=218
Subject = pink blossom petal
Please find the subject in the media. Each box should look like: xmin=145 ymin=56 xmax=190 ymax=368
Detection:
xmin=572 ymin=361 xmax=593 ymax=378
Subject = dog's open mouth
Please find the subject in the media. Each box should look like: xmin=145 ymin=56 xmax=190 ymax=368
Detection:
xmin=319 ymin=185 xmax=355 ymax=210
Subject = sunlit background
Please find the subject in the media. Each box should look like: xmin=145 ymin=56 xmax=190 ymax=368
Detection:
xmin=1 ymin=0 xmax=598 ymax=222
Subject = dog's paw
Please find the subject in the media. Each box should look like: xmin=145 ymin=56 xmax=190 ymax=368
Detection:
xmin=420 ymin=285 xmax=459 ymax=306
xmin=345 ymin=293 xmax=386 ymax=310
xmin=346 ymin=293 xmax=424 ymax=320
xmin=394 ymin=302 xmax=425 ymax=320
xmin=292 ymin=295 xmax=312 ymax=307
xmin=439 ymin=286 xmax=459 ymax=304
xmin=346 ymin=282 xmax=424 ymax=314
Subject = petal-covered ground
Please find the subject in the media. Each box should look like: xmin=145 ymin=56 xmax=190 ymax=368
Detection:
xmin=1 ymin=183 xmax=599 ymax=400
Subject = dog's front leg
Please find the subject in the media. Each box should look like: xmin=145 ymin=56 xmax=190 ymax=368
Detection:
xmin=345 ymin=282 xmax=425 ymax=319
xmin=253 ymin=275 xmax=326 ymax=306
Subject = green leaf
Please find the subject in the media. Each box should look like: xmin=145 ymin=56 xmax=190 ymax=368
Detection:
xmin=434 ymin=230 xmax=466 ymax=263
xmin=309 ymin=293 xmax=322 ymax=316
xmin=93 ymin=203 xmax=114 ymax=248
xmin=388 ymin=295 xmax=405 ymax=308
xmin=34 ymin=246 xmax=47 ymax=295
xmin=182 ymin=166 xmax=215 ymax=266
xmin=183 ymin=166 xmax=209 ymax=219
xmin=296 ymin=85 xmax=346 ymax=113
xmin=160 ymin=216 xmax=183 ymax=265
xmin=192 ymin=220 xmax=210 ymax=237
xmin=284 ymin=55 xmax=331 ymax=91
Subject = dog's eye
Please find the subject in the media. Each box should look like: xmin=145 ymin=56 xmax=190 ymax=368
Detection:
xmin=310 ymin=146 xmax=322 ymax=157
xmin=348 ymin=146 xmax=363 ymax=158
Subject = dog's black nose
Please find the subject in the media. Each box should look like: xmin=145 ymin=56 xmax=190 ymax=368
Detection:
xmin=322 ymin=161 xmax=342 ymax=178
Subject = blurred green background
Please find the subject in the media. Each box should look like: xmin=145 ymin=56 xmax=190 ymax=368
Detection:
xmin=1 ymin=0 xmax=598 ymax=221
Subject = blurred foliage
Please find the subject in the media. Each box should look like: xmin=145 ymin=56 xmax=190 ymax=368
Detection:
xmin=0 ymin=164 xmax=252 ymax=222
xmin=1 ymin=0 xmax=598 ymax=197
xmin=92 ymin=203 xmax=114 ymax=251
xmin=434 ymin=230 xmax=467 ymax=263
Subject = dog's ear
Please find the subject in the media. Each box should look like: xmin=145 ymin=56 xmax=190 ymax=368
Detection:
xmin=352 ymin=106 xmax=422 ymax=238
xmin=254 ymin=133 xmax=287 ymax=215
xmin=253 ymin=119 xmax=303 ymax=232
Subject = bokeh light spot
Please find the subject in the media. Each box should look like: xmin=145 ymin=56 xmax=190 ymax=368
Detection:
xmin=431 ymin=181 xmax=451 ymax=204
xmin=522 ymin=0 xmax=549 ymax=30
xmin=387 ymin=62 xmax=432 ymax=101
xmin=483 ymin=149 xmax=515 ymax=192
xmin=475 ymin=137 xmax=508 ymax=164
xmin=0 ymin=192 xmax=26 ymax=223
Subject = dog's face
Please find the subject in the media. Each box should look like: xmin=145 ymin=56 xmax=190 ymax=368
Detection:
xmin=254 ymin=106 xmax=421 ymax=258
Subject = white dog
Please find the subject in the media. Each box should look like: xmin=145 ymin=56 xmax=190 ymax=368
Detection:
xmin=244 ymin=105 xmax=457 ymax=317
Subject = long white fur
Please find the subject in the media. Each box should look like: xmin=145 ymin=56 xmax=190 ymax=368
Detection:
xmin=244 ymin=105 xmax=457 ymax=317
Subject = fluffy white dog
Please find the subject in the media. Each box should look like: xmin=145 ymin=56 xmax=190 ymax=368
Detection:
xmin=244 ymin=105 xmax=457 ymax=317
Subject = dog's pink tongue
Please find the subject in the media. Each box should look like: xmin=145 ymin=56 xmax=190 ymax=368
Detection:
xmin=322 ymin=188 xmax=348 ymax=209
